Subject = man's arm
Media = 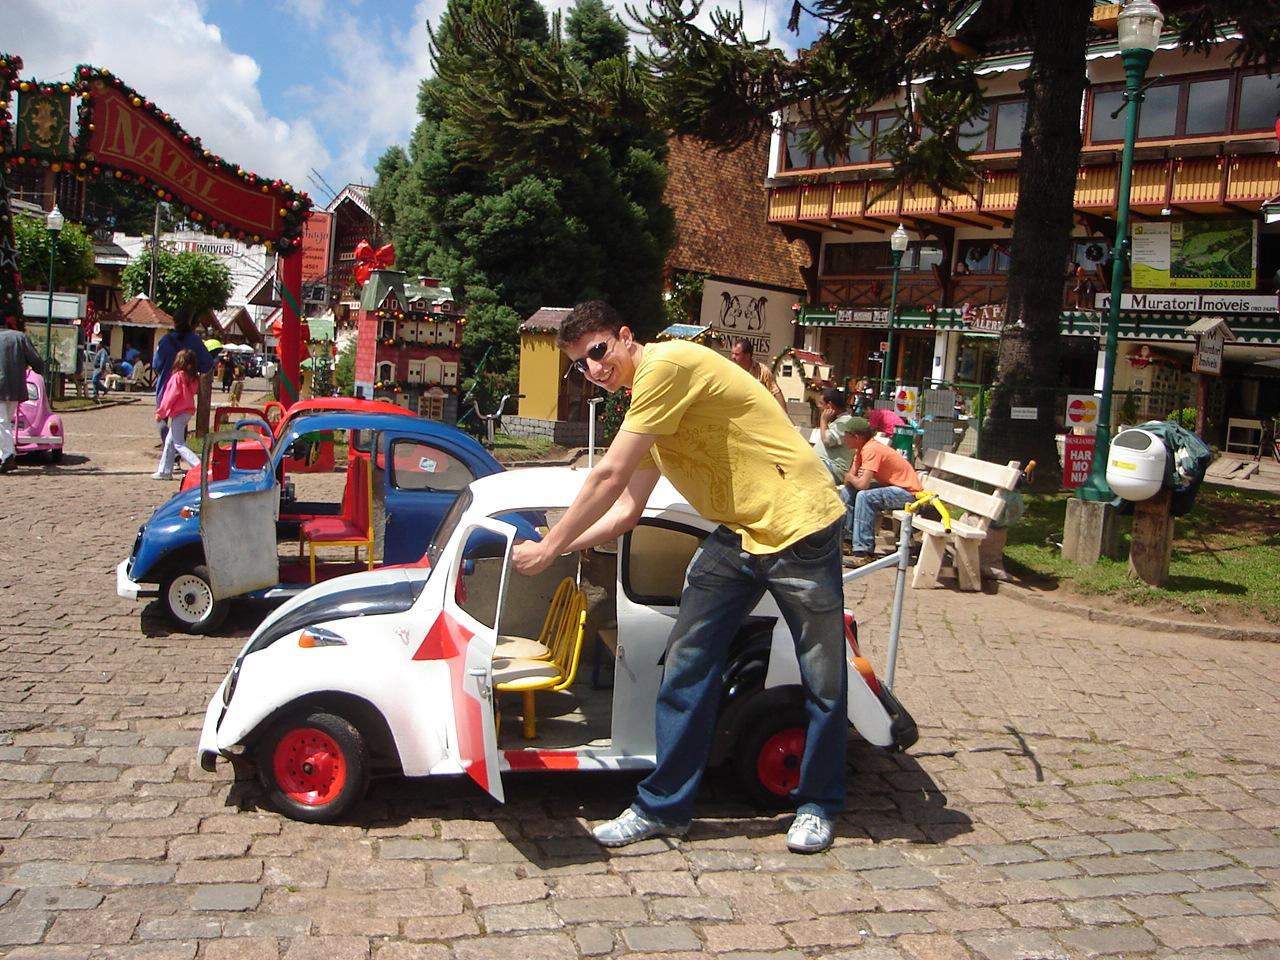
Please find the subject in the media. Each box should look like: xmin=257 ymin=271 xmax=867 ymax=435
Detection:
xmin=769 ymin=378 xmax=786 ymax=410
xmin=845 ymin=452 xmax=872 ymax=491
xmin=512 ymin=430 xmax=658 ymax=576
xmin=560 ymin=465 xmax=661 ymax=552
xmin=22 ymin=335 xmax=43 ymax=376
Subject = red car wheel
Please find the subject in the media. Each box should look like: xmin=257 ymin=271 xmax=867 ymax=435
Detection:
xmin=733 ymin=703 xmax=809 ymax=810
xmin=257 ymin=711 xmax=369 ymax=823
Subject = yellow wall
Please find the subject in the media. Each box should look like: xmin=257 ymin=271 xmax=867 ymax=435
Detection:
xmin=518 ymin=333 xmax=565 ymax=420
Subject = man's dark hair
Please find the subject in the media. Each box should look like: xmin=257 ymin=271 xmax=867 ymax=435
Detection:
xmin=173 ymin=316 xmax=193 ymax=335
xmin=732 ymin=338 xmax=754 ymax=355
xmin=557 ymin=300 xmax=625 ymax=347
xmin=821 ymin=387 xmax=847 ymax=412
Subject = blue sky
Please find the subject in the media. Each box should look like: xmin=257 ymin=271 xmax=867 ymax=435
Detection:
xmin=2 ymin=0 xmax=798 ymax=206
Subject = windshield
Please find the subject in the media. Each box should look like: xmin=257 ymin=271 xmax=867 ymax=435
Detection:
xmin=426 ymin=487 xmax=473 ymax=568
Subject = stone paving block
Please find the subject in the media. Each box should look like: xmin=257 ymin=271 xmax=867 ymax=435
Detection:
xmin=221 ymin=915 xmax=313 ymax=938
xmin=369 ymin=888 xmax=464 ymax=918
xmin=175 ymin=858 xmax=264 ymax=884
xmin=88 ymin=863 xmax=177 ymax=886
xmin=965 ymin=844 xmax=1044 ymax=865
xmin=18 ymin=886 xmax=104 ymax=910
xmin=1000 ymin=901 xmax=1070 ymax=929
xmin=377 ymin=838 xmax=463 ymax=860
xmin=1054 ymin=873 xmax=1197 ymax=899
xmin=621 ymin=925 xmax=702 ymax=952
xmin=783 ymin=915 xmax=867 ymax=948
xmin=701 ymin=923 xmax=790 ymax=952
xmin=281 ymin=937 xmax=370 ymax=960
xmin=91 ymin=944 xmax=199 ymax=960
xmin=401 ymin=914 xmax=481 ymax=940
xmin=652 ymin=895 xmax=734 ymax=920
xmin=554 ymin=873 xmax=631 ymax=898
xmin=11 ymin=861 xmax=90 ymax=886
xmin=1098 ymin=832 xmax=1175 ymax=854
xmin=868 ymin=912 xmax=937 ymax=936
xmin=1058 ymin=925 xmax=1157 ymax=956
xmin=1184 ymin=890 xmax=1274 ymax=917
xmin=1146 ymin=914 xmax=1269 ymax=948
xmin=862 ymin=867 xmax=940 ymax=890
xmin=45 ymin=909 xmax=140 ymax=944
xmin=482 ymin=901 xmax=562 ymax=933
xmin=553 ymin=895 xmax=648 ymax=924
xmin=190 ymin=883 xmax=264 ymax=911
xmin=897 ymin=934 xmax=975 ymax=960
xmin=999 ymin=861 xmax=1080 ymax=882
xmin=453 ymin=933 xmax=575 ymax=960
xmin=374 ymin=946 xmax=451 ymax=960
xmin=1189 ymin=867 xmax=1267 ymax=889
xmin=4 ymin=947 xmax=92 ymax=960
xmin=166 ymin=835 xmax=251 ymax=861
xmin=202 ymin=937 xmax=281 ymax=960
xmin=0 ymin=911 xmax=50 ymax=945
xmin=832 ymin=847 xmax=911 ymax=871
xmin=573 ymin=924 xmax=616 ymax=956
xmin=962 ymin=929 xmax=1069 ymax=960
xmin=138 ymin=916 xmax=224 ymax=939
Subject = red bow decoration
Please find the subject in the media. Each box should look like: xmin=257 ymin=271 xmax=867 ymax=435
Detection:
xmin=353 ymin=240 xmax=395 ymax=287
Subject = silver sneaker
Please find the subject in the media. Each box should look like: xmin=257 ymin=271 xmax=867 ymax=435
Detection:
xmin=591 ymin=807 xmax=689 ymax=847
xmin=786 ymin=812 xmax=833 ymax=853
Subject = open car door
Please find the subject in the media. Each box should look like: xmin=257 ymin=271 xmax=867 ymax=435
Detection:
xmin=436 ymin=517 xmax=515 ymax=802
xmin=199 ymin=429 xmax=279 ymax=601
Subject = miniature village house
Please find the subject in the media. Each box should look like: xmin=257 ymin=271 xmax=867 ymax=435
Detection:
xmin=354 ymin=269 xmax=464 ymax=422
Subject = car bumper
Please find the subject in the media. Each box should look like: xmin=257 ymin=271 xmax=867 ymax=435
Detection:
xmin=16 ymin=435 xmax=62 ymax=449
xmin=197 ymin=676 xmax=229 ymax=772
xmin=116 ymin=559 xmax=158 ymax=600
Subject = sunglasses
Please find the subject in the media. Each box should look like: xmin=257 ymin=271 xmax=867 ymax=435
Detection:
xmin=569 ymin=339 xmax=612 ymax=377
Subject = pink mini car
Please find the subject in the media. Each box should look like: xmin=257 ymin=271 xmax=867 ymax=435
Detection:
xmin=13 ymin=370 xmax=64 ymax=462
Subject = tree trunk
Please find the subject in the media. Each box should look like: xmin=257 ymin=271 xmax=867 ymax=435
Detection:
xmin=985 ymin=0 xmax=1092 ymax=482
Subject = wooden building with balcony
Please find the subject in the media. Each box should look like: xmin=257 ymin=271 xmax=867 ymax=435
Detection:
xmin=767 ymin=4 xmax=1280 ymax=439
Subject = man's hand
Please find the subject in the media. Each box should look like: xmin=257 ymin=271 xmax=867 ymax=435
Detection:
xmin=512 ymin=539 xmax=555 ymax=577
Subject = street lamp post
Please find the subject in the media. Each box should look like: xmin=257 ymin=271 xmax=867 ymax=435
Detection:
xmin=882 ymin=223 xmax=909 ymax=398
xmin=43 ymin=205 xmax=64 ymax=371
xmin=1077 ymin=0 xmax=1163 ymax=501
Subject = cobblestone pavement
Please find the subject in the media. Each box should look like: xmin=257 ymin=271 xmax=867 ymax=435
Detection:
xmin=1 ymin=401 xmax=1278 ymax=960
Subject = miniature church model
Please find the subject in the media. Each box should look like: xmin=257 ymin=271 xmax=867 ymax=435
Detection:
xmin=353 ymin=269 xmax=464 ymax=423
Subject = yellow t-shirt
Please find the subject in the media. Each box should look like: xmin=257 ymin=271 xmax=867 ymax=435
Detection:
xmin=621 ymin=341 xmax=844 ymax=555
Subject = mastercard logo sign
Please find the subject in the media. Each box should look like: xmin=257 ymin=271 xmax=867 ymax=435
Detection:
xmin=895 ymin=389 xmax=917 ymax=414
xmin=1067 ymin=398 xmax=1098 ymax=425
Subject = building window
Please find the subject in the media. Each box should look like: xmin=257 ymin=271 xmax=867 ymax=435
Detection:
xmin=955 ymin=98 xmax=1026 ymax=154
xmin=1090 ymin=69 xmax=1275 ymax=143
xmin=957 ymin=239 xmax=1012 ymax=274
xmin=377 ymin=362 xmax=394 ymax=382
xmin=783 ymin=111 xmax=902 ymax=170
xmin=442 ymin=362 xmax=458 ymax=386
xmin=407 ymin=359 xmax=425 ymax=383
xmin=379 ymin=320 xmax=394 ymax=339
xmin=1238 ymin=73 xmax=1280 ymax=130
xmin=823 ymin=240 xmax=943 ymax=275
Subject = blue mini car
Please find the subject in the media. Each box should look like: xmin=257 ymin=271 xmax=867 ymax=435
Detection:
xmin=117 ymin=409 xmax=505 ymax=634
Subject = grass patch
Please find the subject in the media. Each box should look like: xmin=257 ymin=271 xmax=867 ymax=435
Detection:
xmin=51 ymin=397 xmax=101 ymax=412
xmin=1005 ymin=485 xmax=1280 ymax=625
xmin=488 ymin=432 xmax=557 ymax=462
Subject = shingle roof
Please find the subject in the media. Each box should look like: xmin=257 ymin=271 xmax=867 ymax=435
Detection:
xmin=116 ymin=296 xmax=174 ymax=328
xmin=519 ymin=307 xmax=573 ymax=334
xmin=663 ymin=135 xmax=808 ymax=292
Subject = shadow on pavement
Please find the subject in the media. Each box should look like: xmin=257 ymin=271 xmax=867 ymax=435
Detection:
xmin=221 ymin=738 xmax=972 ymax=864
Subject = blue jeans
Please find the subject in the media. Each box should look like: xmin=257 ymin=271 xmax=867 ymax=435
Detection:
xmin=849 ymin=486 xmax=917 ymax=553
xmin=91 ymin=370 xmax=106 ymax=399
xmin=633 ymin=518 xmax=849 ymax=824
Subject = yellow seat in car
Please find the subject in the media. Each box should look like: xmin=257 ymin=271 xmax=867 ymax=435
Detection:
xmin=493 ymin=579 xmax=587 ymax=739
xmin=492 ymin=577 xmax=579 ymax=661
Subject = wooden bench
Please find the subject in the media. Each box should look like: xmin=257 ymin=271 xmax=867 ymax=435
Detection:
xmin=892 ymin=448 xmax=1022 ymax=591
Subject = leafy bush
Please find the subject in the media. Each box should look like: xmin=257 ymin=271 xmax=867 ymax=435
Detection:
xmin=1167 ymin=406 xmax=1197 ymax=431
xmin=333 ymin=337 xmax=356 ymax=397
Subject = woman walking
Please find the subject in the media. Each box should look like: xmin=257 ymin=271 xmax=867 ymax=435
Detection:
xmin=153 ymin=348 xmax=201 ymax=480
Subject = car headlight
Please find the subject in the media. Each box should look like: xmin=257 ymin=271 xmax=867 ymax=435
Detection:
xmin=222 ymin=659 xmax=242 ymax=706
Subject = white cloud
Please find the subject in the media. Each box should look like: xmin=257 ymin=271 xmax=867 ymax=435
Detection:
xmin=0 ymin=0 xmax=330 ymax=189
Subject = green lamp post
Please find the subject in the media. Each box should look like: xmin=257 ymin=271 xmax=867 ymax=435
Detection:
xmin=881 ymin=223 xmax=909 ymax=398
xmin=43 ymin=204 xmax=64 ymax=370
xmin=1077 ymin=0 xmax=1164 ymax=501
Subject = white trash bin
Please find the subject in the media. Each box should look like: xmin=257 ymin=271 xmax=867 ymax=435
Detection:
xmin=1106 ymin=428 xmax=1166 ymax=501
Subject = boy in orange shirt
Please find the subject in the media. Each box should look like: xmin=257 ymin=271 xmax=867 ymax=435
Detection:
xmin=842 ymin=417 xmax=922 ymax=566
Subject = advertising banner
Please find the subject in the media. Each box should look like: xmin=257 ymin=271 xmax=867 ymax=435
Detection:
xmin=699 ymin=278 xmax=803 ymax=363
xmin=1065 ymin=394 xmax=1099 ymax=433
xmin=894 ymin=385 xmax=919 ymax=417
xmin=300 ymin=211 xmax=333 ymax=284
xmin=1131 ymin=220 xmax=1256 ymax=290
xmin=1063 ymin=434 xmax=1096 ymax=488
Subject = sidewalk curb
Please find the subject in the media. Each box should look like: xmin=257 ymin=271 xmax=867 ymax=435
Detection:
xmin=56 ymin=397 xmax=143 ymax=413
xmin=999 ymin=580 xmax=1280 ymax=644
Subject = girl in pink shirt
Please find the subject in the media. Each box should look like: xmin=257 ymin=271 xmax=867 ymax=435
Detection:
xmin=153 ymin=348 xmax=201 ymax=479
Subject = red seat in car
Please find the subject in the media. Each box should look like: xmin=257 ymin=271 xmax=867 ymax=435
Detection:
xmin=298 ymin=453 xmax=374 ymax=582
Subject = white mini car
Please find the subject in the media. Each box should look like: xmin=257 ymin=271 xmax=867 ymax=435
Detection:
xmin=198 ymin=466 xmax=917 ymax=822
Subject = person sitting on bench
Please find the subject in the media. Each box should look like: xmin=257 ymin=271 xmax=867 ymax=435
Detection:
xmin=842 ymin=417 xmax=922 ymax=567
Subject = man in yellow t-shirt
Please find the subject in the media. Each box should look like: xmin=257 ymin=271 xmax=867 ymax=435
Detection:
xmin=513 ymin=301 xmax=848 ymax=854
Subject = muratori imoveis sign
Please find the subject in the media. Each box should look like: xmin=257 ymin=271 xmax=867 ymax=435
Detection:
xmin=1094 ymin=291 xmax=1278 ymax=314
xmin=84 ymin=81 xmax=286 ymax=239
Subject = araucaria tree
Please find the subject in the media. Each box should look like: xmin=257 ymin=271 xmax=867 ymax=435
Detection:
xmin=121 ymin=248 xmax=232 ymax=325
xmin=372 ymin=0 xmax=674 ymax=392
xmin=633 ymin=0 xmax=1278 ymax=471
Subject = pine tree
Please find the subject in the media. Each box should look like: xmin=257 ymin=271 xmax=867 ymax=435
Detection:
xmin=373 ymin=0 xmax=673 ymax=392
